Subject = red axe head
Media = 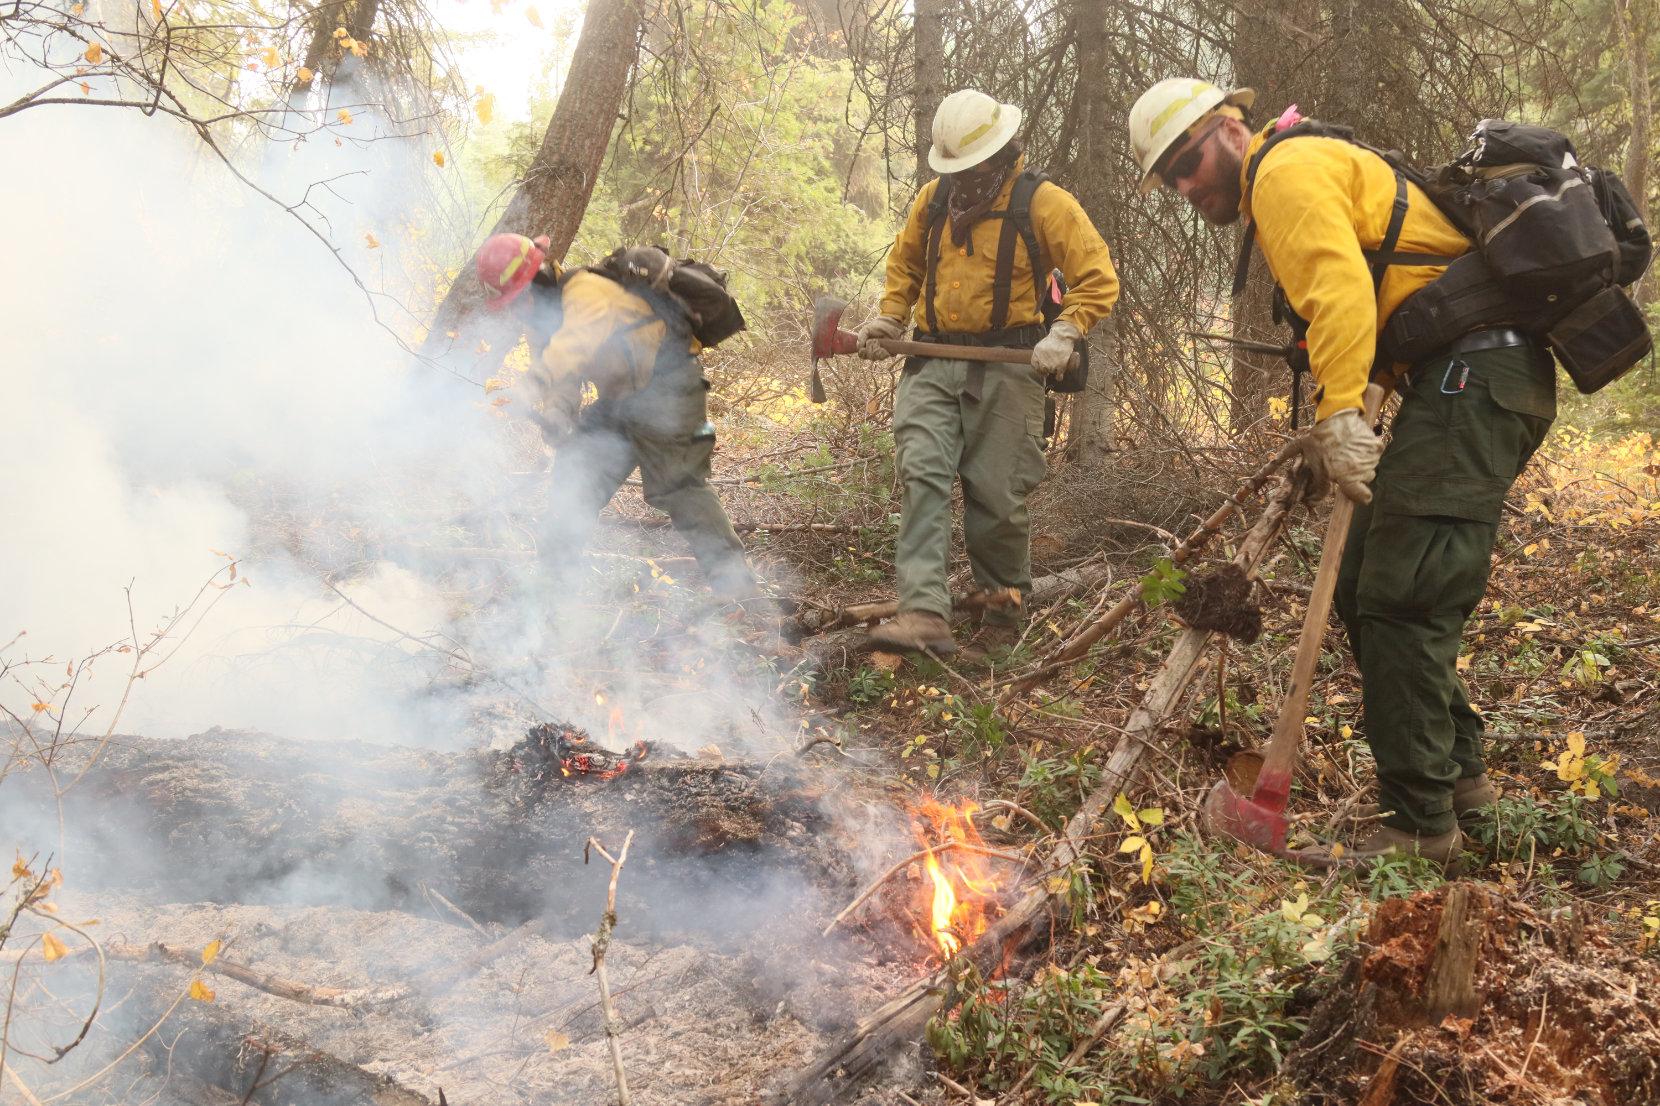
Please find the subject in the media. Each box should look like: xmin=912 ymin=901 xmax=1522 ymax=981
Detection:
xmin=808 ymin=295 xmax=860 ymax=405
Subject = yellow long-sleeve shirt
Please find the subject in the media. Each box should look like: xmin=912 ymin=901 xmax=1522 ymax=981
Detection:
xmin=1239 ymin=126 xmax=1472 ymax=421
xmin=525 ymin=269 xmax=699 ymax=420
xmin=879 ymin=158 xmax=1120 ymax=336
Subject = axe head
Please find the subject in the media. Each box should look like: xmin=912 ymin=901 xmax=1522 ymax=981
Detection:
xmin=811 ymin=296 xmax=859 ymax=361
xmin=1201 ymin=751 xmax=1291 ymax=855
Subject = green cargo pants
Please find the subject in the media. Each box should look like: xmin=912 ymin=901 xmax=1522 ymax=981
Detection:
xmin=548 ymin=360 xmax=756 ymax=600
xmin=893 ymin=358 xmax=1048 ymax=626
xmin=1335 ymin=341 xmax=1556 ymax=835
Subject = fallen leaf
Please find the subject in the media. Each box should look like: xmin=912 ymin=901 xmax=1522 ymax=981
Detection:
xmin=544 ymin=1029 xmax=570 ymax=1052
xmin=84 ymin=42 xmax=103 ymax=64
xmin=202 ymin=939 xmax=221 ymax=966
xmin=364 ymin=231 xmax=380 ymax=249
xmin=41 ymin=933 xmax=68 ymax=961
xmin=432 ymin=150 xmax=446 ymax=167
xmin=189 ymin=979 xmax=215 ymax=1002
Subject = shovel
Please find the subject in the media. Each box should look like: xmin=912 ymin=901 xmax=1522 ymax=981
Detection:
xmin=808 ymin=295 xmax=1078 ymax=403
xmin=1202 ymin=383 xmax=1386 ymax=855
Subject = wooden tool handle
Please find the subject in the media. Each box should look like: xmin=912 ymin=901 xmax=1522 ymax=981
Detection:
xmin=876 ymin=338 xmax=1080 ymax=372
xmin=1253 ymin=383 xmax=1387 ymax=803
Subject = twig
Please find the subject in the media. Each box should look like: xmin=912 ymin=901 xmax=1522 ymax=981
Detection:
xmin=1 ymin=1059 xmax=45 ymax=1106
xmin=1517 ymin=990 xmax=1550 ymax=1080
xmin=586 ymin=831 xmax=636 ymax=1106
xmin=822 ymin=842 xmax=1028 ymax=938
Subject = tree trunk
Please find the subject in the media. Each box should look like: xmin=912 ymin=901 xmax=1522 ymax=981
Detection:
xmin=1615 ymin=0 xmax=1653 ymax=307
xmin=1229 ymin=0 xmax=1322 ymax=432
xmin=912 ymin=0 xmax=946 ymax=189
xmin=288 ymin=0 xmax=351 ymax=106
xmin=1062 ymin=0 xmax=1118 ymax=463
xmin=423 ymin=0 xmax=645 ymax=359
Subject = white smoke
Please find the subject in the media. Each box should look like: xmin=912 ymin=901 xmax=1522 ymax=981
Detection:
xmin=0 ymin=70 xmax=777 ymax=752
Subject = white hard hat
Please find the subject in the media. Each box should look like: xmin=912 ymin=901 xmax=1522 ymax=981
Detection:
xmin=1128 ymin=78 xmax=1256 ymax=194
xmin=929 ymin=89 xmax=1023 ymax=174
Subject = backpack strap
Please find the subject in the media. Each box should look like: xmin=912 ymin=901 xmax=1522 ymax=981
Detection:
xmin=989 ymin=169 xmax=1050 ymax=331
xmin=922 ymin=177 xmax=952 ymax=334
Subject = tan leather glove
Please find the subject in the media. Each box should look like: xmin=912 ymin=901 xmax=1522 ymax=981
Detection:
xmin=857 ymin=315 xmax=905 ymax=361
xmin=1299 ymin=407 xmax=1384 ymax=505
xmin=1031 ymin=319 xmax=1083 ymax=376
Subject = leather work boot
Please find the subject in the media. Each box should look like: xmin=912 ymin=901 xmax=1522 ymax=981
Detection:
xmin=1291 ymin=824 xmax=1465 ymax=870
xmin=1352 ymin=773 xmax=1498 ymax=823
xmin=958 ymin=623 xmax=1021 ymax=667
xmin=867 ymin=610 xmax=957 ymax=656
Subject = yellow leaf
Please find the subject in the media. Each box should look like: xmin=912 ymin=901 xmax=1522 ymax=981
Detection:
xmin=40 ymin=933 xmax=68 ymax=961
xmin=990 ymin=814 xmax=1011 ymax=831
xmin=1330 ymin=842 xmax=1345 ymax=859
xmin=337 ymin=108 xmax=353 ymax=125
xmin=348 ymin=38 xmax=368 ymax=57
xmin=261 ymin=46 xmax=279 ymax=68
xmin=1136 ymin=807 xmax=1165 ymax=827
xmin=1566 ymin=731 xmax=1586 ymax=757
xmin=1112 ymin=793 xmax=1137 ymax=828
xmin=12 ymin=855 xmax=30 ymax=879
xmin=333 ymin=26 xmax=349 ymax=38
xmin=1339 ymin=724 xmax=1354 ymax=738
xmin=84 ymin=42 xmax=103 ymax=64
xmin=1303 ymin=715 xmax=1319 ymax=726
xmin=432 ymin=150 xmax=446 ymax=167
xmin=926 ymin=763 xmax=940 ymax=780
xmin=545 ymin=1029 xmax=570 ymax=1052
xmin=364 ymin=231 xmax=380 ymax=249
xmin=526 ymin=5 xmax=543 ymax=27
xmin=1045 ymin=876 xmax=1068 ymax=895
xmin=483 ymin=377 xmax=510 ymax=394
xmin=473 ymin=90 xmax=496 ymax=125
xmin=202 ymin=939 xmax=221 ymax=966
xmin=297 ymin=66 xmax=314 ymax=84
xmin=79 ymin=81 xmax=90 ymax=95
xmin=1140 ymin=845 xmax=1154 ymax=884
xmin=30 ymin=701 xmax=49 ymax=713
xmin=189 ymin=979 xmax=215 ymax=1002
xmin=1119 ymin=836 xmax=1146 ymax=854
xmin=1267 ymin=395 xmax=1290 ymax=420
xmin=150 ymin=0 xmax=162 ymax=19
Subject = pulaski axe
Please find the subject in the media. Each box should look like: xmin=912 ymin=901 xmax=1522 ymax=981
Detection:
xmin=1202 ymin=383 xmax=1386 ymax=858
xmin=810 ymin=295 xmax=1078 ymax=403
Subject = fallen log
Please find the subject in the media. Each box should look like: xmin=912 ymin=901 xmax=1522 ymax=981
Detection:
xmin=997 ymin=438 xmax=1300 ymax=707
xmin=769 ymin=471 xmax=1302 ymax=1105
xmin=0 ymin=729 xmax=850 ymax=944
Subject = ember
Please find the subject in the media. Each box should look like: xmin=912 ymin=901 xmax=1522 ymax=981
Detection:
xmin=512 ymin=722 xmax=650 ymax=785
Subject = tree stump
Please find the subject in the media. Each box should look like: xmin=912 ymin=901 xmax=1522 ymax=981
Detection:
xmin=1423 ymin=881 xmax=1486 ymax=1021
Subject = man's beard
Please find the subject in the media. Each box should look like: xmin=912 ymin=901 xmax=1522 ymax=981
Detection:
xmin=1191 ymin=144 xmax=1245 ymax=226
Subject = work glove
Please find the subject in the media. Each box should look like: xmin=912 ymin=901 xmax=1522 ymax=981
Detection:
xmin=1031 ymin=319 xmax=1083 ymax=377
xmin=1299 ymin=407 xmax=1384 ymax=505
xmin=857 ymin=315 xmax=905 ymax=361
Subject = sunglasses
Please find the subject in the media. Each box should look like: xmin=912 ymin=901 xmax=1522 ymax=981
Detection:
xmin=1158 ymin=118 xmax=1224 ymax=187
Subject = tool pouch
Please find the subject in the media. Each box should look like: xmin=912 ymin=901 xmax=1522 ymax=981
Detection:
xmin=1547 ymin=284 xmax=1653 ymax=394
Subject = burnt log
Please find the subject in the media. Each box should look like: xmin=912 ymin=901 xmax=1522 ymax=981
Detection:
xmin=0 ymin=729 xmax=849 ymax=943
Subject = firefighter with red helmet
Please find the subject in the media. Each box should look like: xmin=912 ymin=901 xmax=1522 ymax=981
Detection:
xmin=475 ymin=233 xmax=763 ymax=609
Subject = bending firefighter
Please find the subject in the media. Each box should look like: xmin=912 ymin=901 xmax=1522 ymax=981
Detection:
xmin=860 ymin=88 xmax=1120 ymax=662
xmin=1129 ymin=78 xmax=1558 ymax=866
xmin=475 ymin=233 xmax=764 ymax=608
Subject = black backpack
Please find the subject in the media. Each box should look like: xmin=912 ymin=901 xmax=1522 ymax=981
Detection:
xmin=924 ymin=169 xmax=1088 ymax=394
xmin=591 ymin=245 xmax=748 ymax=349
xmin=1237 ymin=119 xmax=1652 ymax=395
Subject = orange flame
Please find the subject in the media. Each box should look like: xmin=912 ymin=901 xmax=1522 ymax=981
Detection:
xmin=911 ymin=798 xmax=998 ymax=960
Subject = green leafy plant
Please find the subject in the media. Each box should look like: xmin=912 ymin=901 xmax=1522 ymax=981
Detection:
xmin=1139 ymin=557 xmax=1188 ymax=607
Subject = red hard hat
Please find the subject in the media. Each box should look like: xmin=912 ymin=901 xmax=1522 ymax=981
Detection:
xmin=475 ymin=233 xmax=548 ymax=310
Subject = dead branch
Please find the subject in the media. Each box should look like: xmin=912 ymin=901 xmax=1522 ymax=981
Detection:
xmin=586 ymin=831 xmax=636 ymax=1106
xmin=771 ymin=472 xmax=1302 ymax=1105
xmin=796 ymin=588 xmax=1021 ymax=636
xmin=997 ymin=439 xmax=1300 ymax=707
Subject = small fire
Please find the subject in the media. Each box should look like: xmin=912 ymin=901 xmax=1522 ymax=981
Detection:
xmin=912 ymin=798 xmax=1000 ymax=960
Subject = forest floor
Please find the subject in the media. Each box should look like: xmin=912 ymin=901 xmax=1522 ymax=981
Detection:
xmin=4 ymin=409 xmax=1659 ymax=1106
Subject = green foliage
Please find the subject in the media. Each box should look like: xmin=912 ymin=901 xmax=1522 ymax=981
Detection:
xmin=1015 ymin=747 xmax=1104 ymax=830
xmin=1465 ymin=791 xmax=1626 ymax=886
xmin=846 ymin=664 xmax=894 ymax=706
xmin=1138 ymin=557 xmax=1188 ymax=608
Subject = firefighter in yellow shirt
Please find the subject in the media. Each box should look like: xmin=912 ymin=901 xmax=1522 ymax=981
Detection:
xmin=1129 ymin=79 xmax=1558 ymax=866
xmin=476 ymin=235 xmax=762 ymax=606
xmin=858 ymin=88 xmax=1120 ymax=661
